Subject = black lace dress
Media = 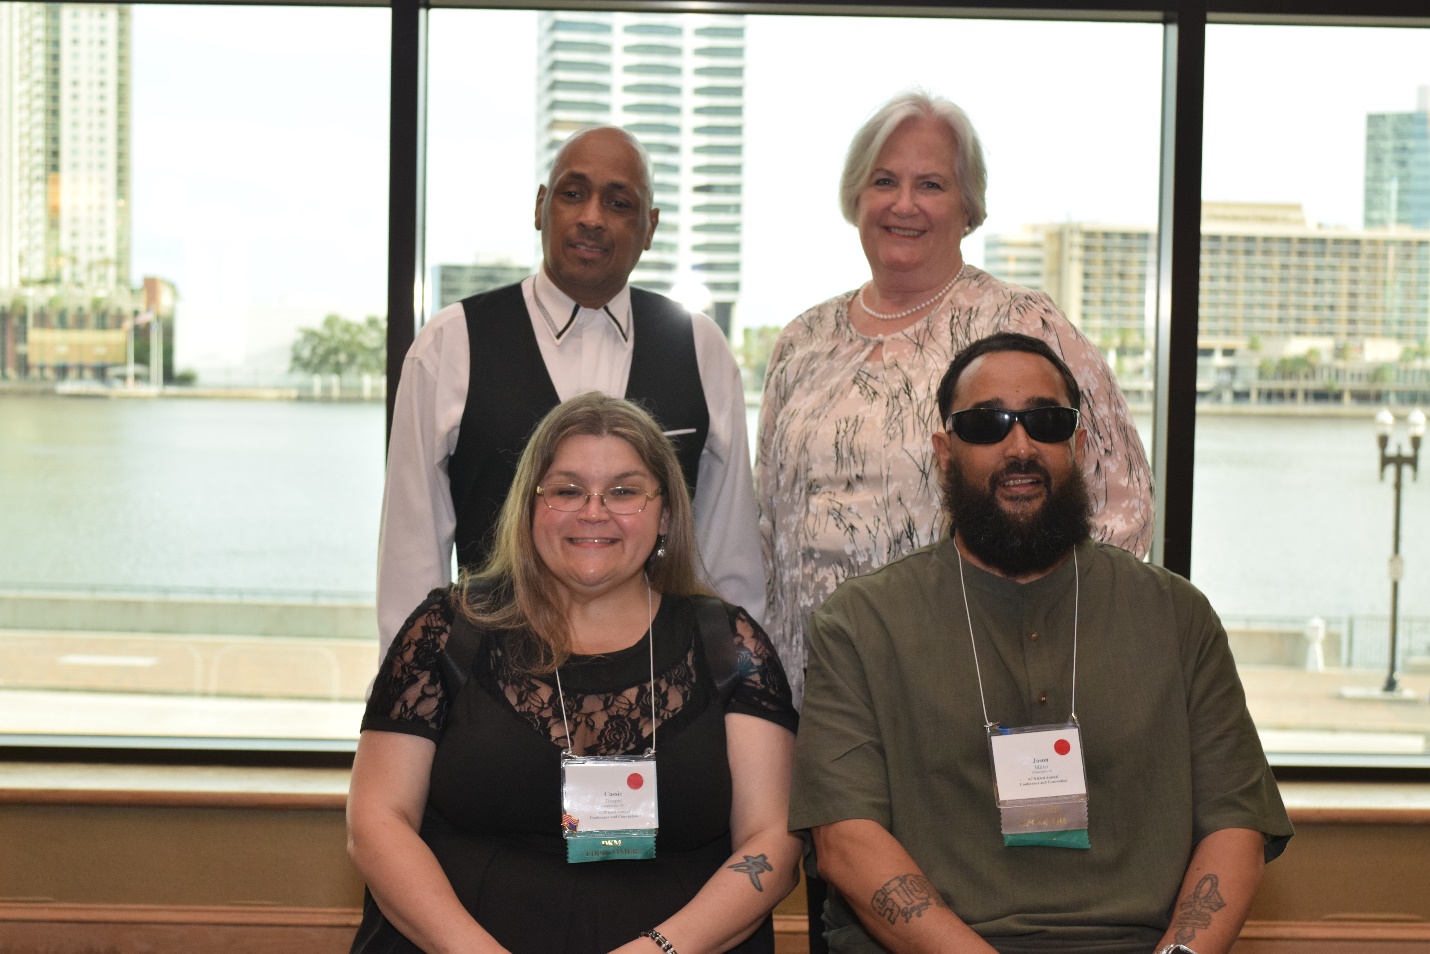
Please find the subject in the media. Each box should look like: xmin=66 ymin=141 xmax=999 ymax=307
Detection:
xmin=352 ymin=588 xmax=798 ymax=954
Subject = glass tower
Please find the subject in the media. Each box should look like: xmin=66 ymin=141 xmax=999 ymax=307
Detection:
xmin=535 ymin=11 xmax=744 ymax=335
xmin=1364 ymin=86 xmax=1430 ymax=230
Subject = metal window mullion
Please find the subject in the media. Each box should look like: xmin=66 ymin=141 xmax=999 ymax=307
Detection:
xmin=386 ymin=0 xmax=428 ymax=446
xmin=1151 ymin=2 xmax=1205 ymax=577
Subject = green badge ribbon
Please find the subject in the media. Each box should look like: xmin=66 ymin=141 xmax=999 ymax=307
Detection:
xmin=1003 ymin=828 xmax=1090 ymax=850
xmin=565 ymin=831 xmax=657 ymax=863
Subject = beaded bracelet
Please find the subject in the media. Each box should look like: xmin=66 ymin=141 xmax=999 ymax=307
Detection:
xmin=639 ymin=928 xmax=677 ymax=954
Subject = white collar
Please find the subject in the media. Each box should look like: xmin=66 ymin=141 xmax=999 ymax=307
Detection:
xmin=533 ymin=268 xmax=632 ymax=345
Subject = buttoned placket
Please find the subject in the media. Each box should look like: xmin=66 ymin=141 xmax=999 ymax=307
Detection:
xmin=956 ymin=547 xmax=1081 ymax=731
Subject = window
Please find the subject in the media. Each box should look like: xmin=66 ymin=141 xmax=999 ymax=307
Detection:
xmin=1195 ymin=24 xmax=1430 ymax=762
xmin=625 ymin=43 xmax=680 ymax=56
xmin=625 ymin=23 xmax=680 ymax=36
xmin=625 ymin=63 xmax=680 ymax=75
xmin=626 ymin=122 xmax=680 ymax=135
xmin=551 ymin=39 xmax=610 ymax=54
xmin=553 ymin=19 xmax=610 ymax=34
xmin=0 ymin=3 xmax=390 ymax=747
xmin=550 ymin=79 xmax=609 ymax=93
xmin=9 ymin=3 xmax=1423 ymax=769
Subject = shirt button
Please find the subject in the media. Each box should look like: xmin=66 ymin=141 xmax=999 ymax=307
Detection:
xmin=1038 ymin=691 xmax=1048 ymax=705
xmin=1029 ymin=632 xmax=1039 ymax=642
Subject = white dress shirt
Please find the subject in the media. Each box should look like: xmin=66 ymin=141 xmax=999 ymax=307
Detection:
xmin=376 ymin=269 xmax=765 ymax=659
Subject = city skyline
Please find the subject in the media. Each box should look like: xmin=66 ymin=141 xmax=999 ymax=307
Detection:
xmin=7 ymin=9 xmax=1430 ymax=380
xmin=422 ymin=18 xmax=1430 ymax=335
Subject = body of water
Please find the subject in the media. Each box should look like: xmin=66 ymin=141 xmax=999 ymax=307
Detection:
xmin=2 ymin=394 xmax=1427 ymax=630
xmin=0 ymin=394 xmax=385 ymax=600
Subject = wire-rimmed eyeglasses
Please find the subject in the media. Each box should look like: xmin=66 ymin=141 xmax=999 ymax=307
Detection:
xmin=536 ymin=483 xmax=662 ymax=515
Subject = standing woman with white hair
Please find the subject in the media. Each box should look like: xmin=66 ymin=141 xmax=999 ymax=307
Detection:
xmin=757 ymin=90 xmax=1154 ymax=705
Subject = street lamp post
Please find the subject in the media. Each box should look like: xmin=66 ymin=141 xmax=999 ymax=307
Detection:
xmin=1374 ymin=406 xmax=1426 ymax=695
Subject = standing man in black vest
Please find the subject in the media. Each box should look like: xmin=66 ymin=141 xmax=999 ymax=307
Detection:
xmin=375 ymin=125 xmax=764 ymax=658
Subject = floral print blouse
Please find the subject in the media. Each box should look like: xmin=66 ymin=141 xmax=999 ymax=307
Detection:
xmin=756 ymin=266 xmax=1153 ymax=705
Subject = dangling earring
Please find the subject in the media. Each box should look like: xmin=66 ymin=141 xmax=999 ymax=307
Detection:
xmin=646 ymin=534 xmax=667 ymax=574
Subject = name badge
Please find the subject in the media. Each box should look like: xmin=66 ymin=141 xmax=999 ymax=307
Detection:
xmin=987 ymin=723 xmax=1090 ymax=850
xmin=560 ymin=754 xmax=658 ymax=863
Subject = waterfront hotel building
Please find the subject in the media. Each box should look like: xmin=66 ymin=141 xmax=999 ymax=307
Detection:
xmin=535 ymin=11 xmax=745 ymax=335
xmin=986 ymin=202 xmax=1430 ymax=363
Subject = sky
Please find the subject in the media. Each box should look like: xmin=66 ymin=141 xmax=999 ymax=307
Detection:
xmin=126 ymin=8 xmax=1430 ymax=374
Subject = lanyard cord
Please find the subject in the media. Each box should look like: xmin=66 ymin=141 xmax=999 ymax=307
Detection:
xmin=954 ymin=549 xmax=996 ymax=731
xmin=555 ymin=574 xmax=658 ymax=756
xmin=955 ymin=543 xmax=1081 ymax=730
xmin=1070 ymin=547 xmax=1080 ymax=724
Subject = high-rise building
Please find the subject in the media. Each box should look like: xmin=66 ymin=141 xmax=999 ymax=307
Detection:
xmin=986 ymin=202 xmax=1430 ymax=355
xmin=430 ymin=260 xmax=531 ymax=311
xmin=535 ymin=11 xmax=744 ymax=335
xmin=1 ymin=2 xmax=131 ymax=296
xmin=1364 ymin=86 xmax=1430 ymax=230
xmin=985 ymin=222 xmax=1155 ymax=357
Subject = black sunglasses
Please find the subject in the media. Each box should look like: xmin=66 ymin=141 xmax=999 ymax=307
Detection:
xmin=945 ymin=406 xmax=1080 ymax=445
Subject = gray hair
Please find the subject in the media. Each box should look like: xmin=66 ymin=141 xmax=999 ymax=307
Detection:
xmin=838 ymin=91 xmax=988 ymax=234
xmin=546 ymin=125 xmax=655 ymax=215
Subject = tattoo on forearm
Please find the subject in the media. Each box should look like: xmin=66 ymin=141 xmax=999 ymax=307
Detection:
xmin=1171 ymin=873 xmax=1227 ymax=945
xmin=727 ymin=854 xmax=774 ymax=892
xmin=871 ymin=874 xmax=949 ymax=926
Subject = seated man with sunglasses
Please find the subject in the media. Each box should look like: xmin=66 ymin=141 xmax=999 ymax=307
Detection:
xmin=790 ymin=333 xmax=1292 ymax=954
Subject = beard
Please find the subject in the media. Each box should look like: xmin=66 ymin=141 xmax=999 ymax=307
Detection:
xmin=943 ymin=456 xmax=1092 ymax=577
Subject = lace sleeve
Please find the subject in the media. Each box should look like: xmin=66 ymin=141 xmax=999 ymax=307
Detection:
xmin=727 ymin=605 xmax=799 ymax=733
xmin=360 ymin=588 xmax=455 ymax=741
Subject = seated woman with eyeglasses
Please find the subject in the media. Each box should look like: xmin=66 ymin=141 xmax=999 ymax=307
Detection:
xmin=347 ymin=392 xmax=800 ymax=954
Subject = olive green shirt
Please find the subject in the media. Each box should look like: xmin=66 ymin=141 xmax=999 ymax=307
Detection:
xmin=790 ymin=537 xmax=1292 ymax=954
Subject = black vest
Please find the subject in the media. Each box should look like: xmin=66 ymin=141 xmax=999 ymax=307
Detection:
xmin=447 ymin=283 xmax=710 ymax=571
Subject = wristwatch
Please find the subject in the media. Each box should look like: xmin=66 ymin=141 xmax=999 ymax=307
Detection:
xmin=1157 ymin=946 xmax=1197 ymax=954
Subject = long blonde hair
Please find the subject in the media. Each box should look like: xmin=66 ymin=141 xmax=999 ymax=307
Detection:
xmin=455 ymin=392 xmax=710 ymax=673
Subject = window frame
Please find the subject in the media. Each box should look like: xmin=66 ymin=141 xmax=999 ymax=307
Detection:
xmin=7 ymin=0 xmax=1429 ymax=772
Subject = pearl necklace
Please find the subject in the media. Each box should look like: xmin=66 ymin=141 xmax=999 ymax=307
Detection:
xmin=857 ymin=263 xmax=966 ymax=322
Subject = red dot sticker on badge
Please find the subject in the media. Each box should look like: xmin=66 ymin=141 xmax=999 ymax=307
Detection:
xmin=1054 ymin=739 xmax=1071 ymax=756
xmin=627 ymin=773 xmax=645 ymax=789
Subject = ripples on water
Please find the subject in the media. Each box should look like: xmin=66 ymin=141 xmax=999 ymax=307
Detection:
xmin=0 ymin=395 xmax=385 ymax=601
xmin=2 ymin=394 xmax=1427 ymax=624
